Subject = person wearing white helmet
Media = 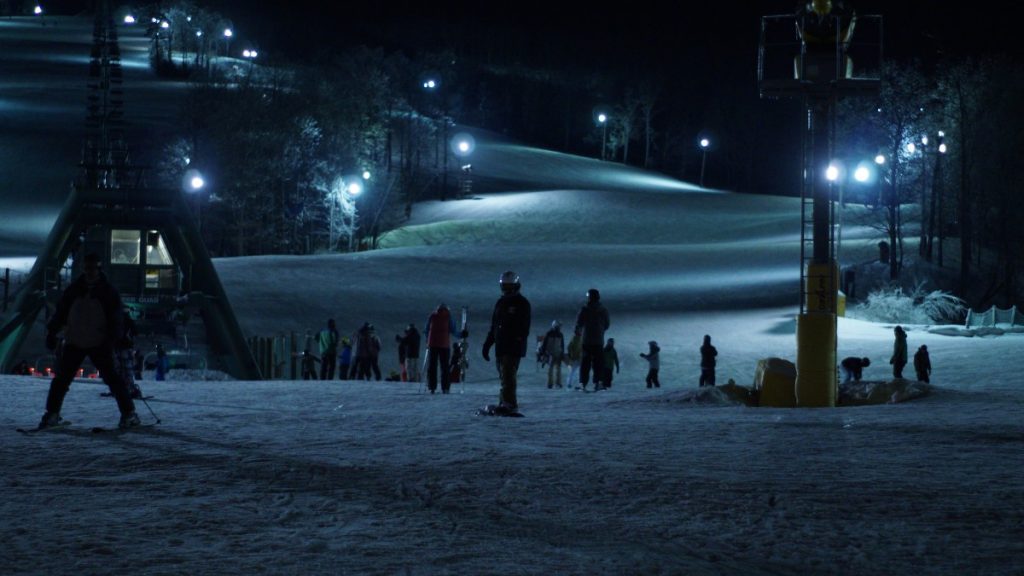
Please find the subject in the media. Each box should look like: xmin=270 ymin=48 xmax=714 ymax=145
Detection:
xmin=482 ymin=270 xmax=532 ymax=411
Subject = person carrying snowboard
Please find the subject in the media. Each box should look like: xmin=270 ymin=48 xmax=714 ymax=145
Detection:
xmin=38 ymin=253 xmax=140 ymax=429
xmin=482 ymin=271 xmax=532 ymax=411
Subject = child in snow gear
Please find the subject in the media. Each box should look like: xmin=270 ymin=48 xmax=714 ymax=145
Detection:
xmin=338 ymin=337 xmax=352 ymax=380
xmin=425 ymin=304 xmax=456 ymax=393
xmin=299 ymin=348 xmax=320 ymax=380
xmin=602 ymin=338 xmax=620 ymax=388
xmin=699 ymin=335 xmax=717 ymax=387
xmin=640 ymin=340 xmax=661 ymax=388
xmin=154 ymin=344 xmax=170 ymax=381
xmin=318 ymin=318 xmax=340 ymax=380
xmin=890 ymin=326 xmax=908 ymax=379
xmin=482 ymin=271 xmax=532 ymax=410
xmin=565 ymin=327 xmax=582 ymax=389
xmin=39 ymin=253 xmax=139 ymax=430
xmin=840 ymin=357 xmax=870 ymax=382
xmin=542 ymin=320 xmax=565 ymax=388
xmin=575 ymin=288 xmax=610 ymax=390
xmin=914 ymin=345 xmax=931 ymax=383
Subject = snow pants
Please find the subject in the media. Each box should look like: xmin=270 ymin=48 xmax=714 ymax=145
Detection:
xmin=579 ymin=344 xmax=605 ymax=388
xmin=700 ymin=367 xmax=716 ymax=387
xmin=427 ymin=347 xmax=451 ymax=393
xmin=547 ymin=356 xmax=562 ymax=388
xmin=497 ymin=355 xmax=521 ymax=409
xmin=46 ymin=343 xmax=135 ymax=417
xmin=646 ymin=368 xmax=660 ymax=388
xmin=320 ymin=355 xmax=337 ymax=380
xmin=565 ymin=362 xmax=579 ymax=389
xmin=405 ymin=357 xmax=420 ymax=382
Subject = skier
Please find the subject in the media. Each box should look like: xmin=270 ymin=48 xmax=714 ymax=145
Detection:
xmin=154 ymin=343 xmax=170 ymax=381
xmin=425 ymin=304 xmax=456 ymax=393
xmin=402 ymin=324 xmax=421 ymax=383
xmin=914 ymin=345 xmax=931 ymax=383
xmin=353 ymin=322 xmax=382 ymax=380
xmin=299 ymin=348 xmax=320 ymax=380
xmin=699 ymin=334 xmax=718 ymax=387
xmin=482 ymin=270 xmax=532 ymax=411
xmin=602 ymin=337 xmax=620 ymax=388
xmin=575 ymin=288 xmax=610 ymax=390
xmin=337 ymin=336 xmax=352 ymax=380
xmin=890 ymin=325 xmax=908 ymax=379
xmin=317 ymin=318 xmax=340 ymax=380
xmin=37 ymin=253 xmax=139 ymax=429
xmin=840 ymin=356 xmax=871 ymax=382
xmin=564 ymin=326 xmax=582 ymax=389
xmin=542 ymin=320 xmax=565 ymax=388
xmin=640 ymin=340 xmax=661 ymax=388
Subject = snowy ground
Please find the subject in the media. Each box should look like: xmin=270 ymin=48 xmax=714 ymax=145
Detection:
xmin=3 ymin=14 xmax=1024 ymax=576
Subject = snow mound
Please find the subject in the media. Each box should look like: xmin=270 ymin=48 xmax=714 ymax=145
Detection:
xmin=838 ymin=379 xmax=933 ymax=406
xmin=628 ymin=381 xmax=757 ymax=407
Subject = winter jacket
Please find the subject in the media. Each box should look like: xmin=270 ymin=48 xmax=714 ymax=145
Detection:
xmin=840 ymin=357 xmax=868 ymax=379
xmin=48 ymin=271 xmax=125 ymax=349
xmin=890 ymin=328 xmax=908 ymax=366
xmin=603 ymin=345 xmax=619 ymax=373
xmin=404 ymin=327 xmax=421 ymax=359
xmin=355 ymin=328 xmax=381 ymax=359
xmin=543 ymin=328 xmax=565 ymax=361
xmin=425 ymin=307 xmax=456 ymax=349
xmin=913 ymin=348 xmax=931 ymax=375
xmin=700 ymin=343 xmax=718 ymax=369
xmin=482 ymin=291 xmax=532 ymax=358
xmin=567 ymin=334 xmax=583 ymax=363
xmin=640 ymin=346 xmax=660 ymax=370
xmin=575 ymin=301 xmax=610 ymax=347
xmin=318 ymin=328 xmax=339 ymax=357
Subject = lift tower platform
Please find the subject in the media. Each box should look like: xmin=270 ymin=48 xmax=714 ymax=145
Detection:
xmin=758 ymin=3 xmax=882 ymax=406
xmin=0 ymin=2 xmax=261 ymax=380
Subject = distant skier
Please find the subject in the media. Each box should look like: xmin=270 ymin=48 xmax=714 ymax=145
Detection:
xmin=299 ymin=348 xmax=320 ymax=380
xmin=890 ymin=325 xmax=908 ymax=379
xmin=840 ymin=356 xmax=871 ymax=382
xmin=38 ymin=252 xmax=139 ymax=429
xmin=640 ymin=340 xmax=661 ymax=388
xmin=425 ymin=304 xmax=456 ymax=393
xmin=337 ymin=337 xmax=352 ymax=381
xmin=542 ymin=320 xmax=565 ymax=388
xmin=482 ymin=271 xmax=532 ymax=411
xmin=575 ymin=288 xmax=609 ymax=390
xmin=602 ymin=338 xmax=620 ymax=388
xmin=914 ymin=345 xmax=931 ymax=383
xmin=154 ymin=343 xmax=170 ymax=382
xmin=564 ymin=326 xmax=582 ymax=389
xmin=699 ymin=335 xmax=717 ymax=387
xmin=317 ymin=318 xmax=340 ymax=380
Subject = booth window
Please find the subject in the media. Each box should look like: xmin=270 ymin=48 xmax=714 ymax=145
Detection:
xmin=145 ymin=231 xmax=174 ymax=265
xmin=110 ymin=230 xmax=140 ymax=264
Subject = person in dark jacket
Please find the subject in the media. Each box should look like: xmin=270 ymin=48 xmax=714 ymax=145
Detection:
xmin=890 ymin=325 xmax=908 ymax=379
xmin=482 ymin=271 xmax=532 ymax=410
xmin=602 ymin=338 xmax=620 ymax=388
xmin=913 ymin=345 xmax=931 ymax=383
xmin=317 ymin=318 xmax=340 ymax=380
xmin=425 ymin=305 xmax=456 ymax=393
xmin=575 ymin=288 xmax=610 ymax=390
xmin=840 ymin=356 xmax=871 ymax=382
xmin=699 ymin=334 xmax=718 ymax=387
xmin=353 ymin=322 xmax=382 ymax=380
xmin=39 ymin=253 xmax=139 ymax=429
xmin=400 ymin=324 xmax=421 ymax=382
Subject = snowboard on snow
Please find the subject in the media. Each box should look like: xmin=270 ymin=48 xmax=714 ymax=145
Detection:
xmin=476 ymin=404 xmax=524 ymax=417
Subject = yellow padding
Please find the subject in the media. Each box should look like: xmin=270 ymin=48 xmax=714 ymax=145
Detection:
xmin=796 ymin=313 xmax=837 ymax=407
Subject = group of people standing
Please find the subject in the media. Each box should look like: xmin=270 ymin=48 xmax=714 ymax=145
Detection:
xmin=840 ymin=325 xmax=932 ymax=383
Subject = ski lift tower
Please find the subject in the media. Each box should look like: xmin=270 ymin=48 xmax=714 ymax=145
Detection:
xmin=758 ymin=1 xmax=882 ymax=406
xmin=0 ymin=1 xmax=261 ymax=380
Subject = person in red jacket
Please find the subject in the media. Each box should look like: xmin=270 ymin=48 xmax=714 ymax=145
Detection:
xmin=482 ymin=271 xmax=532 ymax=410
xmin=425 ymin=304 xmax=456 ymax=393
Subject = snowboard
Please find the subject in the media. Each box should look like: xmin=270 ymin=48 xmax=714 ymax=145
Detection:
xmin=476 ymin=404 xmax=524 ymax=417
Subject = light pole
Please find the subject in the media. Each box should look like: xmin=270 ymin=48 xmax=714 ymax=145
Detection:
xmin=452 ymin=133 xmax=475 ymax=199
xmin=222 ymin=28 xmax=233 ymax=58
xmin=699 ymin=138 xmax=710 ymax=187
xmin=597 ymin=113 xmax=608 ymax=160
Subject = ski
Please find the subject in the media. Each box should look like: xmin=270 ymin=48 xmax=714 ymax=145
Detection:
xmin=100 ymin=392 xmax=154 ymax=400
xmin=90 ymin=422 xmax=158 ymax=434
xmin=16 ymin=421 xmax=73 ymax=434
xmin=476 ymin=404 xmax=524 ymax=417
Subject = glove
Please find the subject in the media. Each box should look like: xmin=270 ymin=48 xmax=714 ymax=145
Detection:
xmin=45 ymin=332 xmax=58 ymax=351
xmin=482 ymin=344 xmax=491 ymax=362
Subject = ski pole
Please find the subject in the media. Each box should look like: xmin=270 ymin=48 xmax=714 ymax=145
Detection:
xmin=140 ymin=396 xmax=161 ymax=424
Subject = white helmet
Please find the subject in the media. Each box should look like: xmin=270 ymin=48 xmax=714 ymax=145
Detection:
xmin=499 ymin=270 xmax=520 ymax=286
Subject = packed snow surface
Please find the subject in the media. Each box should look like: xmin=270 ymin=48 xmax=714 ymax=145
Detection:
xmin=2 ymin=14 xmax=1023 ymax=576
